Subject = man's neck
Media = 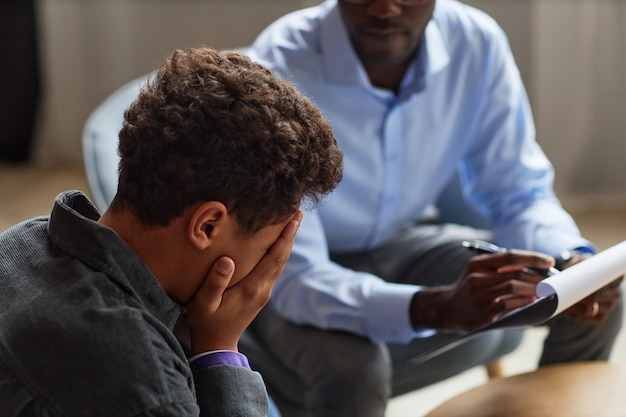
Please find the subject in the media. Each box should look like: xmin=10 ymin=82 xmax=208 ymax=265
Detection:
xmin=364 ymin=61 xmax=411 ymax=94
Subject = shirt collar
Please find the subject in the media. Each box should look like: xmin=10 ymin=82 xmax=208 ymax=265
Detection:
xmin=48 ymin=191 xmax=184 ymax=329
xmin=320 ymin=1 xmax=450 ymax=93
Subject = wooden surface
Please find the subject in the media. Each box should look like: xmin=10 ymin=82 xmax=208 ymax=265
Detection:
xmin=424 ymin=362 xmax=626 ymax=417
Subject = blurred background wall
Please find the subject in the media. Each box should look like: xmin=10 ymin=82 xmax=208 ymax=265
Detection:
xmin=466 ymin=0 xmax=626 ymax=210
xmin=23 ymin=0 xmax=626 ymax=209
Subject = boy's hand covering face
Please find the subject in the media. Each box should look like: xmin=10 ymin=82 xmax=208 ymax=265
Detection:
xmin=184 ymin=210 xmax=303 ymax=354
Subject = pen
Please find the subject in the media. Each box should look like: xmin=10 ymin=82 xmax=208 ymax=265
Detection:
xmin=462 ymin=240 xmax=560 ymax=276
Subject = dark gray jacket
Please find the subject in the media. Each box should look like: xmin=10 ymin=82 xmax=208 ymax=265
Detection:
xmin=0 ymin=191 xmax=267 ymax=416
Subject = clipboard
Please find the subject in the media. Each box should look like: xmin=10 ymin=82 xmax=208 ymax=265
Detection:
xmin=410 ymin=240 xmax=626 ymax=365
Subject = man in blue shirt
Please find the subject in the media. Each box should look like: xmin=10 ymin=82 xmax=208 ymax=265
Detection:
xmin=244 ymin=1 xmax=623 ymax=416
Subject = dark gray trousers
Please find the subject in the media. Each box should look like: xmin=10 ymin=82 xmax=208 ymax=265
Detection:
xmin=243 ymin=223 xmax=623 ymax=417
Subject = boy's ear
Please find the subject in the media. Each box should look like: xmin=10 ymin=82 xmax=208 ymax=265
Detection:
xmin=188 ymin=201 xmax=228 ymax=250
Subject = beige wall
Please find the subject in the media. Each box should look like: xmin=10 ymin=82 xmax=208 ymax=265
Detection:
xmin=34 ymin=0 xmax=626 ymax=208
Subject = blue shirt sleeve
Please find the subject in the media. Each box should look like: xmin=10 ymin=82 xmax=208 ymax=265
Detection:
xmin=271 ymin=208 xmax=433 ymax=344
xmin=456 ymin=17 xmax=593 ymax=256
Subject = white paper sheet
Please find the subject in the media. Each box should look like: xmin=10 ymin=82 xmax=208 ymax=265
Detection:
xmin=537 ymin=240 xmax=626 ymax=315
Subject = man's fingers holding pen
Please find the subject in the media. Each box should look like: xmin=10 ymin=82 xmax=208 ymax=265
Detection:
xmin=468 ymin=272 xmax=538 ymax=300
xmin=414 ymin=249 xmax=556 ymax=332
xmin=456 ymin=250 xmax=554 ymax=327
xmin=468 ymin=249 xmax=555 ymax=277
xmin=465 ymin=271 xmax=538 ymax=318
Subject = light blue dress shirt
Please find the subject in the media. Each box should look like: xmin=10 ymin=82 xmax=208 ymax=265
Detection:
xmin=249 ymin=0 xmax=591 ymax=344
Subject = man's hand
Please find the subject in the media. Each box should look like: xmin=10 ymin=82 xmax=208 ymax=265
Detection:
xmin=560 ymin=253 xmax=623 ymax=324
xmin=411 ymin=250 xmax=555 ymax=332
xmin=184 ymin=211 xmax=302 ymax=354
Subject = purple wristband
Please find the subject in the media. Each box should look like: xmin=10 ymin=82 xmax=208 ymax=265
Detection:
xmin=189 ymin=351 xmax=251 ymax=371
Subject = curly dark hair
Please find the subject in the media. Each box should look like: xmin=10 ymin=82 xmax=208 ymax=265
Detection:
xmin=112 ymin=47 xmax=342 ymax=234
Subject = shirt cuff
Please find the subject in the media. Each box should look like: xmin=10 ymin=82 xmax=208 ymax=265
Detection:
xmin=364 ymin=281 xmax=435 ymax=344
xmin=555 ymin=245 xmax=597 ymax=270
xmin=188 ymin=350 xmax=251 ymax=371
xmin=574 ymin=245 xmax=596 ymax=255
